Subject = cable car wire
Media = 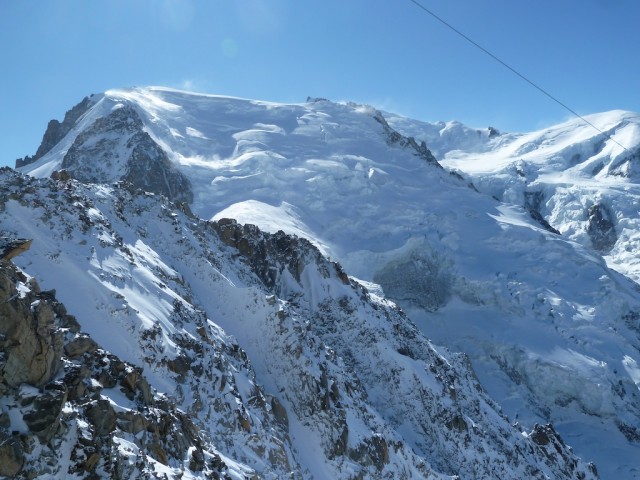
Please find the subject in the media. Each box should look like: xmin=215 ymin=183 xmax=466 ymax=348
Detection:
xmin=407 ymin=0 xmax=631 ymax=153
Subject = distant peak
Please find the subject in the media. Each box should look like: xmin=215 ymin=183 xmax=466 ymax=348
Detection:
xmin=15 ymin=95 xmax=98 ymax=169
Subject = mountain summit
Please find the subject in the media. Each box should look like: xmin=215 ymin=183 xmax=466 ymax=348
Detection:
xmin=6 ymin=86 xmax=640 ymax=478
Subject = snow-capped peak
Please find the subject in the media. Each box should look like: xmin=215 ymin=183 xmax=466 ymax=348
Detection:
xmin=11 ymin=87 xmax=640 ymax=477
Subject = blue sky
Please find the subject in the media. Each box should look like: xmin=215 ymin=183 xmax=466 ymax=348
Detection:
xmin=2 ymin=0 xmax=639 ymax=167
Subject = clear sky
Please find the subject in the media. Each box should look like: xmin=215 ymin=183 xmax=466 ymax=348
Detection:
xmin=1 ymin=0 xmax=639 ymax=167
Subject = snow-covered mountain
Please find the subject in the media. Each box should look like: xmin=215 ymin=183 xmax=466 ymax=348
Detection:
xmin=6 ymin=86 xmax=640 ymax=478
xmin=432 ymin=111 xmax=640 ymax=279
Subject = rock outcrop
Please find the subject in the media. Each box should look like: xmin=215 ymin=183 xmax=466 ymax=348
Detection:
xmin=524 ymin=190 xmax=561 ymax=234
xmin=0 ymin=237 xmax=32 ymax=263
xmin=372 ymin=110 xmax=441 ymax=165
xmin=60 ymin=105 xmax=193 ymax=203
xmin=586 ymin=203 xmax=617 ymax=252
xmin=208 ymin=216 xmax=598 ymax=479
xmin=0 ymin=252 xmax=241 ymax=479
xmin=15 ymin=96 xmax=95 ymax=168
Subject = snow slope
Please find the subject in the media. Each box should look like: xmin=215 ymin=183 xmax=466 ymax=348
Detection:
xmin=16 ymin=87 xmax=640 ymax=477
xmin=0 ymin=170 xmax=596 ymax=479
xmin=0 ymin=255 xmax=256 ymax=479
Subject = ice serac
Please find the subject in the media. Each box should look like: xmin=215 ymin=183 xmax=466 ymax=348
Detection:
xmin=0 ymin=170 xmax=598 ymax=479
xmin=438 ymin=110 xmax=640 ymax=281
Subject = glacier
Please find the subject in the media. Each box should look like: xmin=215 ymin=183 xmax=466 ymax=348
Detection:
xmin=6 ymin=86 xmax=640 ymax=478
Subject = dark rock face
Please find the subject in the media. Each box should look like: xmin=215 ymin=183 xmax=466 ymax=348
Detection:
xmin=64 ymin=334 xmax=98 ymax=358
xmin=0 ymin=432 xmax=24 ymax=477
xmin=372 ymin=111 xmax=441 ymax=165
xmin=524 ymin=191 xmax=561 ymax=234
xmin=528 ymin=424 xmax=599 ymax=478
xmin=0 ymin=256 xmax=230 ymax=478
xmin=61 ymin=104 xmax=141 ymax=179
xmin=0 ymin=237 xmax=32 ymax=262
xmin=607 ymin=147 xmax=640 ymax=178
xmin=0 ymin=266 xmax=64 ymax=388
xmin=373 ymin=249 xmax=453 ymax=312
xmin=85 ymin=399 xmax=117 ymax=436
xmin=22 ymin=387 xmax=68 ymax=442
xmin=123 ymin=130 xmax=193 ymax=203
xmin=61 ymin=105 xmax=193 ymax=203
xmin=587 ymin=203 xmax=617 ymax=252
xmin=15 ymin=96 xmax=94 ymax=168
xmin=211 ymin=217 xmax=351 ymax=293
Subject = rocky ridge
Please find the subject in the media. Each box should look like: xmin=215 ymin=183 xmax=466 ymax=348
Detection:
xmin=60 ymin=104 xmax=193 ymax=203
xmin=15 ymin=96 xmax=95 ymax=169
xmin=0 ymin=167 xmax=599 ymax=479
xmin=0 ymin=239 xmax=246 ymax=479
xmin=371 ymin=110 xmax=440 ymax=166
xmin=15 ymin=96 xmax=193 ymax=204
xmin=210 ymin=219 xmax=598 ymax=479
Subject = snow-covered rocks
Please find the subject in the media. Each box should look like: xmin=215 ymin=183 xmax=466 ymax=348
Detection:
xmin=0 ymin=250 xmax=246 ymax=478
xmin=11 ymin=86 xmax=640 ymax=477
xmin=0 ymin=170 xmax=599 ymax=478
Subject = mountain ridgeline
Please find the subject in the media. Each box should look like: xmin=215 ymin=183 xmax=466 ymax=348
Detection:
xmin=6 ymin=86 xmax=640 ymax=478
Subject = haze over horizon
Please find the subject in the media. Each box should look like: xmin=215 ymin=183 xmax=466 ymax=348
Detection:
xmin=2 ymin=0 xmax=639 ymax=167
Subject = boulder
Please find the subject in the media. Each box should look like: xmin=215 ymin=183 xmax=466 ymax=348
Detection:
xmin=0 ymin=432 xmax=24 ymax=477
xmin=64 ymin=335 xmax=98 ymax=358
xmin=0 ymin=237 xmax=32 ymax=262
xmin=1 ymin=293 xmax=64 ymax=388
xmin=22 ymin=387 xmax=68 ymax=442
xmin=86 ymin=399 xmax=117 ymax=436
